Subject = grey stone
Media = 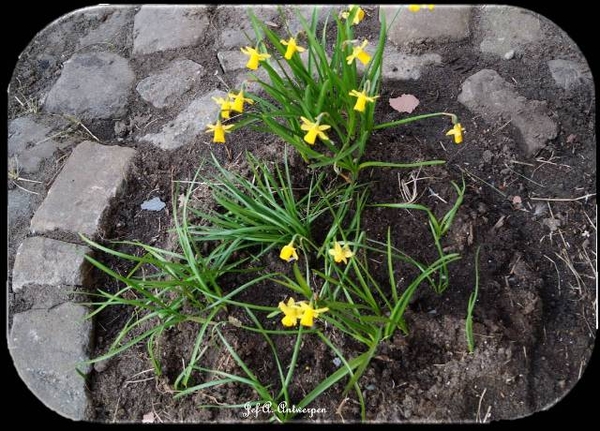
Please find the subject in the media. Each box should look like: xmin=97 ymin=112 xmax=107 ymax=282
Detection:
xmin=458 ymin=69 xmax=558 ymax=155
xmin=8 ymin=189 xmax=35 ymax=228
xmin=141 ymin=90 xmax=226 ymax=150
xmin=9 ymin=303 xmax=93 ymax=420
xmin=141 ymin=197 xmax=166 ymax=211
xmin=44 ymin=51 xmax=135 ymax=120
xmin=217 ymin=50 xmax=248 ymax=73
xmin=12 ymin=237 xmax=91 ymax=292
xmin=382 ymin=5 xmax=471 ymax=44
xmin=547 ymin=59 xmax=592 ymax=91
xmin=285 ymin=5 xmax=341 ymax=35
xmin=479 ymin=6 xmax=543 ymax=56
xmin=504 ymin=50 xmax=515 ymax=60
xmin=136 ymin=59 xmax=205 ymax=108
xmin=8 ymin=116 xmax=60 ymax=174
xmin=382 ymin=51 xmax=441 ymax=80
xmin=216 ymin=5 xmax=280 ymax=49
xmin=30 ymin=141 xmax=136 ymax=236
xmin=482 ymin=150 xmax=494 ymax=163
xmin=78 ymin=8 xmax=132 ymax=49
xmin=133 ymin=6 xmax=209 ymax=55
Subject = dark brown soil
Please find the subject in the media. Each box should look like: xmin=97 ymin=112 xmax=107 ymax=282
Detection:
xmin=5 ymin=4 xmax=596 ymax=425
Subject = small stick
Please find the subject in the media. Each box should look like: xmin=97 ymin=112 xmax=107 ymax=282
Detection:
xmin=530 ymin=194 xmax=596 ymax=202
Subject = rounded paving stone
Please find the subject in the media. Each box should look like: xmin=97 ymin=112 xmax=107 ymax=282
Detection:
xmin=44 ymin=51 xmax=135 ymax=120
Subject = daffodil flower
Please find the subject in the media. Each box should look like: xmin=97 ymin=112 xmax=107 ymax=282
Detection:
xmin=280 ymin=37 xmax=306 ymax=60
xmin=446 ymin=123 xmax=465 ymax=144
xmin=341 ymin=5 xmax=365 ymax=25
xmin=228 ymin=90 xmax=253 ymax=113
xmin=240 ymin=46 xmax=271 ymax=70
xmin=346 ymin=40 xmax=371 ymax=65
xmin=408 ymin=4 xmax=434 ymax=12
xmin=328 ymin=241 xmax=354 ymax=264
xmin=205 ymin=120 xmax=234 ymax=144
xmin=280 ymin=240 xmax=299 ymax=262
xmin=300 ymin=116 xmax=331 ymax=145
xmin=349 ymin=88 xmax=379 ymax=112
xmin=298 ymin=302 xmax=329 ymax=327
xmin=212 ymin=96 xmax=232 ymax=119
xmin=278 ymin=298 xmax=303 ymax=327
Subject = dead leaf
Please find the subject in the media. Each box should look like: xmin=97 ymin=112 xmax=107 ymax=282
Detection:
xmin=142 ymin=412 xmax=155 ymax=423
xmin=389 ymin=94 xmax=420 ymax=113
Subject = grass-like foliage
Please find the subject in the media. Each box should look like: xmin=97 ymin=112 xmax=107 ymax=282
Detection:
xmin=81 ymin=6 xmax=479 ymax=422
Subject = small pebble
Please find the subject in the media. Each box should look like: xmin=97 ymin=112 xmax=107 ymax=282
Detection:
xmin=504 ymin=49 xmax=515 ymax=60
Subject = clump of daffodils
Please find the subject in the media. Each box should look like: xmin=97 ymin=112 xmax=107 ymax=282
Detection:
xmin=204 ymin=4 xmax=462 ymax=158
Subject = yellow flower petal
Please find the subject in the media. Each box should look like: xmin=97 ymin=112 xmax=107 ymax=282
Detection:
xmin=228 ymin=91 xmax=253 ymax=113
xmin=328 ymin=241 xmax=354 ymax=264
xmin=241 ymin=46 xmax=271 ymax=70
xmin=279 ymin=241 xmax=299 ymax=262
xmin=445 ymin=123 xmax=465 ymax=144
xmin=300 ymin=116 xmax=330 ymax=145
xmin=346 ymin=40 xmax=371 ymax=65
xmin=205 ymin=120 xmax=233 ymax=144
xmin=280 ymin=37 xmax=306 ymax=60
xmin=297 ymin=302 xmax=329 ymax=327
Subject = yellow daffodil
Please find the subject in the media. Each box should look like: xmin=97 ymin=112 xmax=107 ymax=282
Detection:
xmin=212 ymin=96 xmax=232 ymax=119
xmin=280 ymin=240 xmax=299 ymax=262
xmin=205 ymin=120 xmax=234 ymax=144
xmin=280 ymin=37 xmax=306 ymax=60
xmin=446 ymin=123 xmax=465 ymax=144
xmin=408 ymin=5 xmax=434 ymax=12
xmin=300 ymin=116 xmax=331 ymax=145
xmin=346 ymin=40 xmax=371 ymax=65
xmin=349 ymin=88 xmax=379 ymax=112
xmin=228 ymin=90 xmax=253 ymax=113
xmin=240 ymin=46 xmax=271 ymax=70
xmin=278 ymin=298 xmax=303 ymax=327
xmin=298 ymin=302 xmax=329 ymax=327
xmin=341 ymin=5 xmax=365 ymax=25
xmin=328 ymin=241 xmax=354 ymax=264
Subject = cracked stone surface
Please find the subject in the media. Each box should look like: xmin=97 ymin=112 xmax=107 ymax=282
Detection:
xmin=78 ymin=7 xmax=133 ymax=50
xmin=12 ymin=237 xmax=92 ymax=292
xmin=140 ymin=90 xmax=226 ymax=150
xmin=136 ymin=59 xmax=205 ymax=108
xmin=9 ymin=303 xmax=93 ymax=420
xmin=478 ymin=6 xmax=543 ymax=57
xmin=382 ymin=51 xmax=441 ymax=80
xmin=44 ymin=51 xmax=135 ymax=120
xmin=133 ymin=5 xmax=209 ymax=55
xmin=382 ymin=5 xmax=471 ymax=44
xmin=8 ymin=116 xmax=63 ymax=174
xmin=30 ymin=141 xmax=136 ymax=237
xmin=458 ymin=69 xmax=558 ymax=155
xmin=547 ymin=59 xmax=593 ymax=91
